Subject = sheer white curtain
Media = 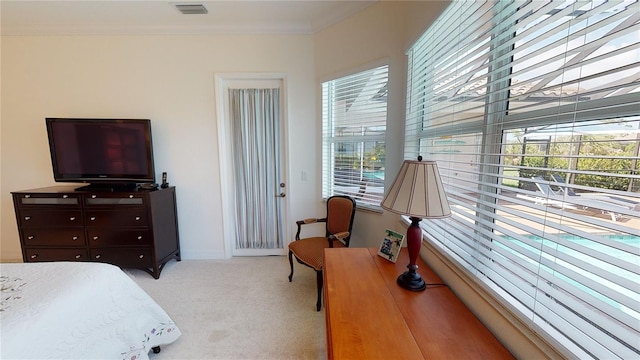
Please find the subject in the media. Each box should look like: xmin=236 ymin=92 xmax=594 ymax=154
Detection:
xmin=229 ymin=88 xmax=282 ymax=249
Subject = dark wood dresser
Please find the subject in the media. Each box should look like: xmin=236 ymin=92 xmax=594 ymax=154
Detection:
xmin=11 ymin=185 xmax=180 ymax=278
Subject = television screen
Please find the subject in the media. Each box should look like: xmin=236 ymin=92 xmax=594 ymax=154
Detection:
xmin=46 ymin=118 xmax=155 ymax=189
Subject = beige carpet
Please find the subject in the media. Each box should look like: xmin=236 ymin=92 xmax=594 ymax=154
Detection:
xmin=125 ymin=256 xmax=326 ymax=360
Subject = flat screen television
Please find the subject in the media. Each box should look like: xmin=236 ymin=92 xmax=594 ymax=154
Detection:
xmin=45 ymin=118 xmax=156 ymax=191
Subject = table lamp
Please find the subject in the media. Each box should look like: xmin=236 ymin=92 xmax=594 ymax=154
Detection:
xmin=381 ymin=156 xmax=451 ymax=291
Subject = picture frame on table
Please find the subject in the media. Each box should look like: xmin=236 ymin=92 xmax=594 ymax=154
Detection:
xmin=377 ymin=229 xmax=405 ymax=263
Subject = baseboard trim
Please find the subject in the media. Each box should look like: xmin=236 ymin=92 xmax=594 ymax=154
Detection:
xmin=180 ymin=250 xmax=227 ymax=260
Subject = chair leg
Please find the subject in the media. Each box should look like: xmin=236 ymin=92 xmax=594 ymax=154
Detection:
xmin=288 ymin=250 xmax=294 ymax=282
xmin=316 ymin=270 xmax=323 ymax=312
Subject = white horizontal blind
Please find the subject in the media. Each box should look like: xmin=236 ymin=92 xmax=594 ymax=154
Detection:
xmin=322 ymin=65 xmax=388 ymax=208
xmin=405 ymin=1 xmax=640 ymax=358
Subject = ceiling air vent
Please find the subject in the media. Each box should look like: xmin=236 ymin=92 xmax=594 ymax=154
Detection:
xmin=174 ymin=4 xmax=208 ymax=15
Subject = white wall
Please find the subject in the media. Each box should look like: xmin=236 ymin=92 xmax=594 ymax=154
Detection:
xmin=0 ymin=1 xmax=449 ymax=260
xmin=0 ymin=3 xmax=558 ymax=357
xmin=314 ymin=2 xmax=558 ymax=358
xmin=314 ymin=1 xmax=449 ymax=248
xmin=1 ymin=34 xmax=317 ymax=260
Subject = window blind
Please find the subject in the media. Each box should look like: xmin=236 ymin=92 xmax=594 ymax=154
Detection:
xmin=405 ymin=1 xmax=639 ymax=358
xmin=322 ymin=65 xmax=389 ymax=209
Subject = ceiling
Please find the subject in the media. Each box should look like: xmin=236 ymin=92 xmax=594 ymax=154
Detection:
xmin=0 ymin=1 xmax=378 ymax=35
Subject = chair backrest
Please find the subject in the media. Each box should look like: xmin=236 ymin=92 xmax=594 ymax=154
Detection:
xmin=532 ymin=176 xmax=557 ymax=196
xmin=550 ymin=174 xmax=577 ymax=196
xmin=325 ymin=195 xmax=356 ymax=247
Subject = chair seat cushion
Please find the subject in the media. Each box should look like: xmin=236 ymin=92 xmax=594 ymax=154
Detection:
xmin=288 ymin=237 xmax=345 ymax=271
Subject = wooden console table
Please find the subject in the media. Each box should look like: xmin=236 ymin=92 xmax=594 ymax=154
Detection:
xmin=323 ymin=247 xmax=514 ymax=359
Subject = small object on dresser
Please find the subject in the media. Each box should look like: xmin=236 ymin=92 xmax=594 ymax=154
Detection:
xmin=139 ymin=183 xmax=158 ymax=190
xmin=161 ymin=172 xmax=169 ymax=189
xmin=378 ymin=229 xmax=405 ymax=263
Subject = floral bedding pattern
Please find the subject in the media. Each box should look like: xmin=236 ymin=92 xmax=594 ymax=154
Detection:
xmin=0 ymin=262 xmax=181 ymax=360
xmin=121 ymin=322 xmax=179 ymax=360
xmin=0 ymin=274 xmax=26 ymax=311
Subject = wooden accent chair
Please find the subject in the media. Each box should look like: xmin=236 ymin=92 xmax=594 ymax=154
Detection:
xmin=288 ymin=195 xmax=356 ymax=311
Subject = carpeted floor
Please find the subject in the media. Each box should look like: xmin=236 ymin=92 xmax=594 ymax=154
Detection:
xmin=125 ymin=256 xmax=326 ymax=360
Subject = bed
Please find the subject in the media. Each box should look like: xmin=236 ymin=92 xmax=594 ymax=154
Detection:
xmin=1 ymin=261 xmax=181 ymax=359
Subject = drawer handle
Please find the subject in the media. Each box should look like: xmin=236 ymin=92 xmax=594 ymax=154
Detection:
xmin=137 ymin=235 xmax=143 ymax=240
xmin=30 ymin=254 xmax=37 ymax=259
xmin=93 ymin=236 xmax=99 ymax=240
xmin=129 ymin=195 xmax=134 ymax=199
xmin=135 ymin=216 xmax=141 ymax=221
xmin=75 ymin=254 xmax=81 ymax=259
xmin=27 ymin=235 xmax=35 ymax=240
xmin=91 ymin=195 xmax=97 ymax=199
xmin=72 ymin=236 xmax=79 ymax=240
xmin=95 ymin=254 xmax=101 ymax=259
xmin=139 ymin=254 xmax=144 ymax=259
xmin=63 ymin=195 xmax=68 ymax=199
xmin=24 ymin=195 xmax=31 ymax=198
xmin=90 ymin=217 xmax=96 ymax=221
xmin=69 ymin=216 xmax=76 ymax=221
xmin=24 ymin=216 xmax=31 ymax=221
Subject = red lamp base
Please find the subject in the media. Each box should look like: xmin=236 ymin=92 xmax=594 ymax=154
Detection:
xmin=397 ymin=268 xmax=426 ymax=291
xmin=398 ymin=216 xmax=427 ymax=292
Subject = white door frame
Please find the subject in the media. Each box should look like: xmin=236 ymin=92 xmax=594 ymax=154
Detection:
xmin=215 ymin=73 xmax=291 ymax=258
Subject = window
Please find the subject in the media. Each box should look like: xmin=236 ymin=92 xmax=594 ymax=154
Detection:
xmin=406 ymin=1 xmax=639 ymax=358
xmin=322 ymin=65 xmax=388 ymax=209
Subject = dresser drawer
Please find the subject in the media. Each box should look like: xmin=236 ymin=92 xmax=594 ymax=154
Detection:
xmin=18 ymin=210 xmax=83 ymax=228
xmin=85 ymin=209 xmax=148 ymax=227
xmin=21 ymin=228 xmax=86 ymax=246
xmin=88 ymin=229 xmax=152 ymax=246
xmin=90 ymin=247 xmax=153 ymax=267
xmin=25 ymin=248 xmax=88 ymax=262
xmin=84 ymin=193 xmax=145 ymax=206
xmin=15 ymin=193 xmax=81 ymax=207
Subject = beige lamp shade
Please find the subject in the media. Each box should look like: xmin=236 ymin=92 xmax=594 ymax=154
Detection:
xmin=381 ymin=159 xmax=451 ymax=218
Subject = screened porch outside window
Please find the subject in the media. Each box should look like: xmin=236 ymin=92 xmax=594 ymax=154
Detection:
xmin=405 ymin=1 xmax=639 ymax=358
xmin=322 ymin=65 xmax=389 ymax=209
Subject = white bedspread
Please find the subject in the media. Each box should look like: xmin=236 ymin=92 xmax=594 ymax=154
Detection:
xmin=0 ymin=262 xmax=181 ymax=359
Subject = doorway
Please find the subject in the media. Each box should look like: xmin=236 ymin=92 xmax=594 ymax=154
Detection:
xmin=215 ymin=74 xmax=289 ymax=257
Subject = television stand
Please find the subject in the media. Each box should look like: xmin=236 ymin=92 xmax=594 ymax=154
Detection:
xmin=75 ymin=183 xmax=138 ymax=192
xmin=11 ymin=185 xmax=181 ymax=279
